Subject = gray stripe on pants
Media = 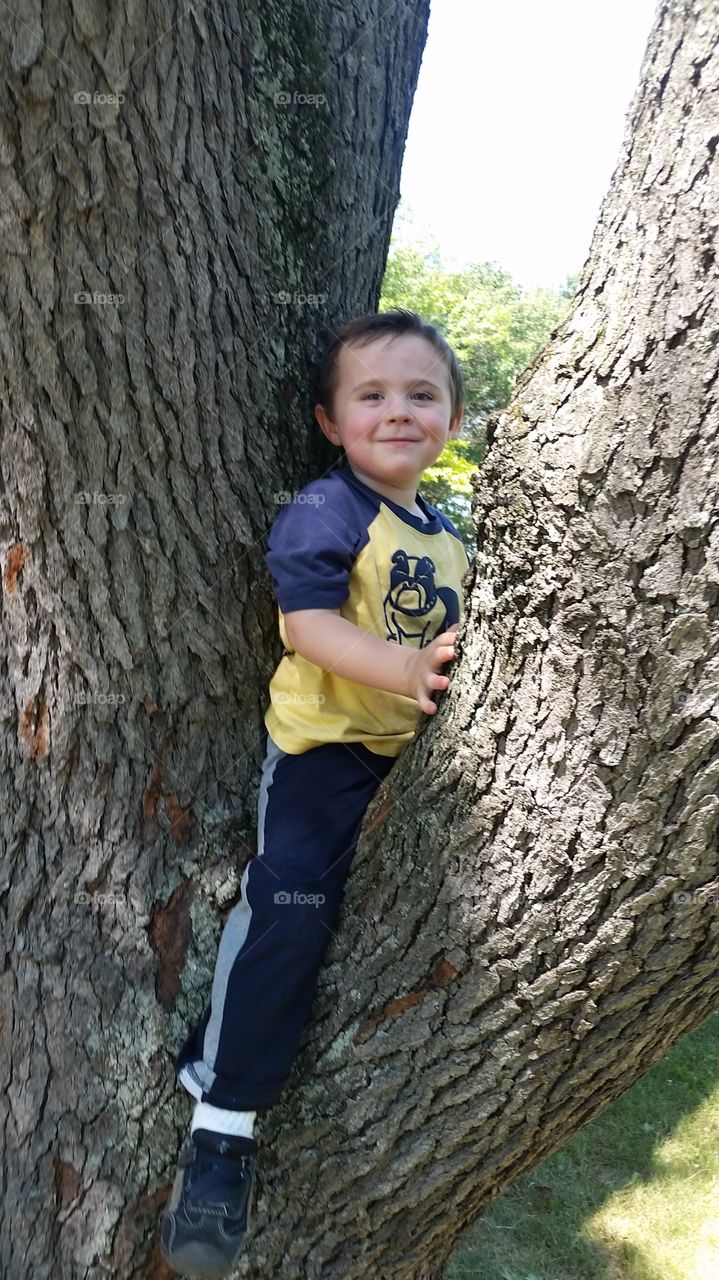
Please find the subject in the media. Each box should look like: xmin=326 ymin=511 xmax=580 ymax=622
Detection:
xmin=199 ymin=733 xmax=287 ymax=1081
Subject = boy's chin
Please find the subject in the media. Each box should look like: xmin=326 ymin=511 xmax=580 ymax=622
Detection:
xmin=374 ymin=461 xmax=423 ymax=481
xmin=348 ymin=455 xmax=430 ymax=486
xmin=380 ymin=456 xmax=434 ymax=479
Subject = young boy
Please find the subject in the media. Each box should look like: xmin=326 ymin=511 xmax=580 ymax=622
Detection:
xmin=161 ymin=309 xmax=471 ymax=1277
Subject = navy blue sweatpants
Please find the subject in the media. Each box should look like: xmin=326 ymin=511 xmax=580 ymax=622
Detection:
xmin=175 ymin=730 xmax=396 ymax=1110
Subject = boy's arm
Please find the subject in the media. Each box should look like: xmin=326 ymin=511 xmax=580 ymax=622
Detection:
xmin=284 ymin=609 xmax=457 ymax=715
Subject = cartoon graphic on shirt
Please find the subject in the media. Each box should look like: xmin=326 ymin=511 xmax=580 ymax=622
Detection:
xmin=383 ymin=549 xmax=460 ymax=645
xmin=265 ymin=466 xmax=469 ymax=755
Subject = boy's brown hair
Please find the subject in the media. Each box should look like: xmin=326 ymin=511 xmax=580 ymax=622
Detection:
xmin=312 ymin=310 xmax=464 ymax=422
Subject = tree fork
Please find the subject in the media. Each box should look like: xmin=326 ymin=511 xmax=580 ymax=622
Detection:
xmin=0 ymin=1 xmax=717 ymax=1278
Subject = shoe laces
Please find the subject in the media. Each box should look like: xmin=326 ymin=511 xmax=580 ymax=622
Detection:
xmin=190 ymin=1147 xmax=251 ymax=1206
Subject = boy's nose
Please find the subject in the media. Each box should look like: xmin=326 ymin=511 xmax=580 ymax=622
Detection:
xmin=386 ymin=400 xmax=412 ymax=420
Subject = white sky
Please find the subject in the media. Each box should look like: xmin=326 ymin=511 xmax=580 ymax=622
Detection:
xmin=396 ymin=0 xmax=659 ymax=289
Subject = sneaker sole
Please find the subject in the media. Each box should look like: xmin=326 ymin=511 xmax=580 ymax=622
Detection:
xmin=159 ymin=1159 xmax=256 ymax=1278
xmin=159 ymin=1237 xmax=235 ymax=1279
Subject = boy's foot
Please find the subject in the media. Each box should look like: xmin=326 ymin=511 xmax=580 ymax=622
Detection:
xmin=160 ymin=1126 xmax=257 ymax=1278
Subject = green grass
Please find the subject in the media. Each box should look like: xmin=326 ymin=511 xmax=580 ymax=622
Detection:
xmin=444 ymin=1010 xmax=719 ymax=1280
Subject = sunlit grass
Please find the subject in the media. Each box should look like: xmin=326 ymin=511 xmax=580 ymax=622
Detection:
xmin=584 ymin=1085 xmax=719 ymax=1280
xmin=444 ymin=1011 xmax=719 ymax=1280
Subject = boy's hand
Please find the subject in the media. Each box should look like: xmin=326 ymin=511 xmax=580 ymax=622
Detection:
xmin=404 ymin=624 xmax=459 ymax=714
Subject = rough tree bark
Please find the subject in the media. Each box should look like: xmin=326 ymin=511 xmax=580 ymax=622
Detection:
xmin=0 ymin=1 xmax=717 ymax=1279
xmin=0 ymin=0 xmax=430 ymax=1275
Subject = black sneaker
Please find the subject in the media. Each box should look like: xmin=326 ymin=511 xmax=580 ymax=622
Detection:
xmin=160 ymin=1127 xmax=257 ymax=1278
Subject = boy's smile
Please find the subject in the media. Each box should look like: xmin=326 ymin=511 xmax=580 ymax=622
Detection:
xmin=315 ymin=334 xmax=462 ymax=513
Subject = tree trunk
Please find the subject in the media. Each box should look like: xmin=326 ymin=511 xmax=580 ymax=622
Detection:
xmin=1 ymin=0 xmax=717 ymax=1277
xmin=0 ymin=0 xmax=429 ymax=1274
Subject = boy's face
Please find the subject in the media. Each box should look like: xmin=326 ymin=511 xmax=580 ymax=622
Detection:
xmin=314 ymin=334 xmax=462 ymax=490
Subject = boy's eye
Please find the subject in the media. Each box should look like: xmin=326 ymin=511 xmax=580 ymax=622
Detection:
xmin=360 ymin=390 xmax=434 ymax=401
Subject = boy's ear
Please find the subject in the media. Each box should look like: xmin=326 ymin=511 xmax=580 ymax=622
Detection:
xmin=448 ymin=408 xmax=463 ymax=437
xmin=315 ymin=403 xmax=341 ymax=447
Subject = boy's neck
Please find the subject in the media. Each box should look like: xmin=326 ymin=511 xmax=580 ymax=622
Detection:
xmin=344 ymin=462 xmax=426 ymax=518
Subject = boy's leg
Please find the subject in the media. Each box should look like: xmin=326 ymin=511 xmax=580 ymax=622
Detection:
xmin=174 ymin=732 xmax=395 ymax=1113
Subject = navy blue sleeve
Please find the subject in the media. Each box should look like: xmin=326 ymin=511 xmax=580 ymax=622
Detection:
xmin=265 ymin=479 xmax=363 ymax=612
xmin=436 ymin=509 xmax=472 ymax=567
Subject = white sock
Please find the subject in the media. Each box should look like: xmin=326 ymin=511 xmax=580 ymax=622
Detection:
xmin=191 ymin=1100 xmax=256 ymax=1139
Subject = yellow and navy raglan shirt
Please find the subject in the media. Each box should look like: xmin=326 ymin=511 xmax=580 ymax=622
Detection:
xmin=263 ymin=461 xmax=471 ymax=758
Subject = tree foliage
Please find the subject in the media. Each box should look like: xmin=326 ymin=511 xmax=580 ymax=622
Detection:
xmin=379 ymin=233 xmax=579 ymax=543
